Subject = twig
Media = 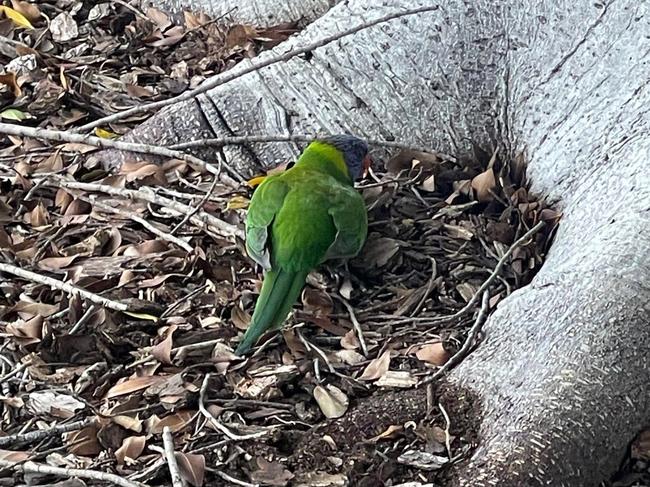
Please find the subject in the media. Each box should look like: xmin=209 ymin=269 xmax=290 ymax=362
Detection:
xmin=41 ymin=177 xmax=244 ymax=240
xmin=162 ymin=427 xmax=186 ymax=487
xmin=170 ymin=171 xmax=221 ymax=236
xmin=85 ymin=197 xmax=193 ymax=252
xmin=214 ymin=470 xmax=259 ymax=487
xmin=0 ymin=262 xmax=128 ymax=312
xmin=335 ymin=296 xmax=368 ymax=356
xmin=416 ymin=220 xmax=546 ymax=326
xmin=0 ymin=360 xmax=30 ymax=386
xmin=438 ymin=402 xmax=453 ymax=459
xmin=0 ymin=122 xmax=220 ymax=176
xmin=418 ymin=291 xmax=490 ymax=387
xmin=69 ymin=304 xmax=98 ymax=334
xmin=0 ymin=460 xmax=145 ymax=487
xmin=198 ymin=374 xmax=271 ymax=441
xmin=169 ymin=135 xmax=448 ymax=157
xmin=75 ymin=4 xmax=443 ymax=133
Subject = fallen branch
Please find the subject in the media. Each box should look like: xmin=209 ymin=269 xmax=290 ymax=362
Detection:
xmin=0 ymin=262 xmax=128 ymax=312
xmin=75 ymin=4 xmax=443 ymax=133
xmin=0 ymin=417 xmax=97 ymax=447
xmin=418 ymin=291 xmax=490 ymax=387
xmin=170 ymin=171 xmax=221 ymax=236
xmin=0 ymin=122 xmax=220 ymax=176
xmin=41 ymin=177 xmax=244 ymax=240
xmin=0 ymin=460 xmax=145 ymax=487
xmin=0 ymin=360 xmax=30 ymax=387
xmin=169 ymin=134 xmax=452 ymax=158
xmin=162 ymin=427 xmax=186 ymax=487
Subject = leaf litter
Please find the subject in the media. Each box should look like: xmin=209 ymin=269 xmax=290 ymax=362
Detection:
xmin=0 ymin=1 xmax=605 ymax=486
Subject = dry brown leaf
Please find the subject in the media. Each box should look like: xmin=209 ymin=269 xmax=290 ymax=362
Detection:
xmin=38 ymin=255 xmax=78 ymax=271
xmin=147 ymin=410 xmax=195 ymax=434
xmin=64 ymin=425 xmax=101 ymax=456
xmin=340 ymin=329 xmax=360 ymax=350
xmin=632 ymin=430 xmax=650 ymax=461
xmin=302 ymin=287 xmax=333 ymax=315
xmin=231 ymin=305 xmax=251 ymax=330
xmin=175 ymin=452 xmax=205 ymax=487
xmin=250 ymin=457 xmax=294 ymax=486
xmin=359 ymin=350 xmax=391 ymax=381
xmin=0 ymin=449 xmax=30 ymax=463
xmin=375 ymin=370 xmax=418 ymax=388
xmin=147 ymin=7 xmax=171 ymax=30
xmin=105 ymin=376 xmax=166 ymax=399
xmin=313 ymin=385 xmax=348 ymax=419
xmin=416 ymin=343 xmax=450 ymax=366
xmin=471 ymin=168 xmax=496 ymax=202
xmin=28 ymin=202 xmax=49 ymax=227
xmin=0 ymin=72 xmax=21 ymax=97
xmin=28 ymin=391 xmax=85 ymax=418
xmin=369 ymin=424 xmax=403 ymax=443
xmin=115 ymin=436 xmax=146 ymax=465
xmin=110 ymin=415 xmax=143 ymax=432
xmin=151 ymin=325 xmax=177 ymax=365
xmin=7 ymin=315 xmax=42 ymax=344
xmin=10 ymin=0 xmax=40 ymax=22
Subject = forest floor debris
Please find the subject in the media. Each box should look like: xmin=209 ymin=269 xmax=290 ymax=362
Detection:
xmin=2 ymin=2 xmax=642 ymax=487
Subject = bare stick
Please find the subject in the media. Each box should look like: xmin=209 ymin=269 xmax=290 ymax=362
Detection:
xmin=0 ymin=262 xmax=128 ymax=312
xmin=0 ymin=417 xmax=97 ymax=447
xmin=85 ymin=197 xmax=193 ymax=252
xmin=198 ymin=374 xmax=271 ymax=441
xmin=438 ymin=402 xmax=453 ymax=459
xmin=0 ymin=122 xmax=220 ymax=176
xmin=42 ymin=177 xmax=244 ymax=240
xmin=0 ymin=360 xmax=30 ymax=386
xmin=335 ymin=295 xmax=368 ymax=357
xmin=214 ymin=470 xmax=259 ymax=487
xmin=170 ymin=171 xmax=221 ymax=236
xmin=75 ymin=4 xmax=443 ymax=132
xmin=418 ymin=291 xmax=490 ymax=387
xmin=162 ymin=427 xmax=186 ymax=487
xmin=169 ymin=134 xmax=450 ymax=157
xmin=1 ymin=460 xmax=145 ymax=487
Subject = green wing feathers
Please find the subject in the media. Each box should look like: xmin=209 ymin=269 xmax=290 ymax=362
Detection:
xmin=234 ymin=269 xmax=309 ymax=355
xmin=237 ymin=161 xmax=368 ymax=355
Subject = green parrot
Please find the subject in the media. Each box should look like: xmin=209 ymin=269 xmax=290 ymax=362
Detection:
xmin=235 ymin=135 xmax=371 ymax=356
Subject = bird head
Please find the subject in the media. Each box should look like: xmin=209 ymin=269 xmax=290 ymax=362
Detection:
xmin=320 ymin=134 xmax=372 ymax=181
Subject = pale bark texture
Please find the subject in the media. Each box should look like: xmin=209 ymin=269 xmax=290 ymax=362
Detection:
xmin=120 ymin=0 xmax=650 ymax=485
xmin=152 ymin=0 xmax=333 ymax=27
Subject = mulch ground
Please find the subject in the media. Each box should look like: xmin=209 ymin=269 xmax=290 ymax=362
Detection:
xmin=1 ymin=2 xmax=644 ymax=486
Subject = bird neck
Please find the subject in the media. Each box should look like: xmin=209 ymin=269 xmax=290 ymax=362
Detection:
xmin=295 ymin=142 xmax=353 ymax=185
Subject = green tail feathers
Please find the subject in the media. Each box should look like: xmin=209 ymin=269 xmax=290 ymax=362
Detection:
xmin=235 ymin=269 xmax=309 ymax=355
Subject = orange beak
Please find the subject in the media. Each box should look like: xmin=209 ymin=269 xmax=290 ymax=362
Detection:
xmin=362 ymin=154 xmax=373 ymax=178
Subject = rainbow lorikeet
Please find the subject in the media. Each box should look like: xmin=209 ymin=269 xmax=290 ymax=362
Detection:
xmin=235 ymin=135 xmax=371 ymax=355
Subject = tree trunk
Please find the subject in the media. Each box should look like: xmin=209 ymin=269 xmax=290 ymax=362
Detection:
xmin=151 ymin=0 xmax=333 ymax=27
xmin=111 ymin=0 xmax=650 ymax=484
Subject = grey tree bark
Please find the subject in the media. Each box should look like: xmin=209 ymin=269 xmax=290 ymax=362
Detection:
xmin=151 ymin=0 xmax=334 ymax=27
xmin=116 ymin=0 xmax=650 ymax=485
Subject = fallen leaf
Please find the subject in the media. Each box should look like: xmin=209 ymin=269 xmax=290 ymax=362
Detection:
xmin=471 ymin=168 xmax=496 ymax=202
xmin=0 ymin=72 xmax=21 ymax=97
xmin=359 ymin=350 xmax=391 ymax=381
xmin=28 ymin=391 xmax=85 ymax=418
xmin=0 ymin=449 xmax=30 ymax=462
xmin=50 ymin=12 xmax=78 ymax=42
xmin=63 ymin=425 xmax=101 ymax=456
xmin=0 ymin=5 xmax=33 ymax=29
xmin=369 ymin=424 xmax=403 ymax=443
xmin=227 ymin=195 xmax=250 ymax=210
xmin=115 ymin=436 xmax=146 ymax=465
xmin=416 ymin=343 xmax=450 ymax=366
xmin=10 ymin=0 xmax=40 ymax=22
xmin=94 ymin=127 xmax=118 ymax=139
xmin=151 ymin=325 xmax=177 ymax=364
xmin=632 ymin=430 xmax=650 ymax=461
xmin=313 ymin=385 xmax=348 ymax=419
xmin=397 ymin=450 xmax=448 ymax=471
xmin=375 ymin=370 xmax=418 ymax=388
xmin=175 ymin=452 xmax=205 ymax=487
xmin=105 ymin=376 xmax=166 ymax=399
xmin=251 ymin=457 xmax=294 ymax=486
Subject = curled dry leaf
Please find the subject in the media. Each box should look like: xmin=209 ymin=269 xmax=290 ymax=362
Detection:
xmin=147 ymin=410 xmax=195 ymax=434
xmin=471 ymin=168 xmax=496 ymax=202
xmin=340 ymin=329 xmax=360 ymax=350
xmin=375 ymin=370 xmax=418 ymax=388
xmin=416 ymin=343 xmax=450 ymax=366
xmin=151 ymin=325 xmax=177 ymax=365
xmin=251 ymin=457 xmax=294 ymax=486
xmin=175 ymin=452 xmax=205 ymax=487
xmin=64 ymin=425 xmax=101 ymax=456
xmin=369 ymin=424 xmax=404 ymax=443
xmin=10 ymin=0 xmax=40 ymax=22
xmin=313 ymin=385 xmax=349 ymax=419
xmin=115 ymin=436 xmax=146 ymax=465
xmin=28 ymin=391 xmax=85 ymax=419
xmin=359 ymin=350 xmax=391 ymax=381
